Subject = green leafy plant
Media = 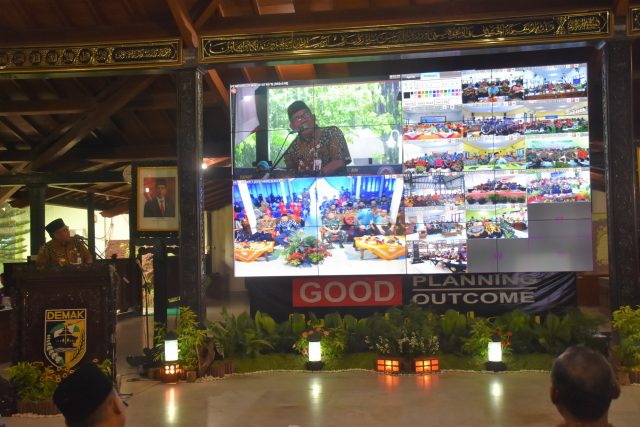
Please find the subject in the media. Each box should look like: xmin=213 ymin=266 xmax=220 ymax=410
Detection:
xmin=612 ymin=305 xmax=640 ymax=368
xmin=463 ymin=318 xmax=512 ymax=360
xmin=7 ymin=359 xmax=110 ymax=402
xmin=207 ymin=309 xmax=277 ymax=358
xmin=177 ymin=307 xmax=208 ymax=369
xmin=292 ymin=325 xmax=346 ymax=360
xmin=535 ymin=313 xmax=571 ymax=354
xmin=154 ymin=307 xmax=207 ymax=369
xmin=364 ymin=306 xmax=439 ymax=357
xmin=496 ymin=310 xmax=536 ymax=354
xmin=242 ymin=311 xmax=276 ymax=357
xmin=534 ymin=309 xmax=602 ymax=355
xmin=439 ymin=309 xmax=469 ymax=353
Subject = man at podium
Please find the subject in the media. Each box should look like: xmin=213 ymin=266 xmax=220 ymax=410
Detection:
xmin=36 ymin=218 xmax=93 ymax=269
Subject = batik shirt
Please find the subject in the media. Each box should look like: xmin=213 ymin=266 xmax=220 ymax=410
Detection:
xmin=275 ymin=219 xmax=299 ymax=235
xmin=322 ymin=216 xmax=342 ymax=231
xmin=283 ymin=126 xmax=351 ymax=176
xmin=36 ymin=238 xmax=92 ymax=269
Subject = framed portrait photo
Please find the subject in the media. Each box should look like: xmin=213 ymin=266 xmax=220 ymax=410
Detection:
xmin=136 ymin=166 xmax=179 ymax=232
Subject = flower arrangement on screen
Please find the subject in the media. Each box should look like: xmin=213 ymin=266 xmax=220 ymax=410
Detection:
xmin=282 ymin=231 xmax=331 ymax=266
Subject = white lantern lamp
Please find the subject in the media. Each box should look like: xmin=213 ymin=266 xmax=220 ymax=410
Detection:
xmin=306 ymin=334 xmax=324 ymax=371
xmin=486 ymin=338 xmax=506 ymax=372
xmin=162 ymin=331 xmax=181 ymax=382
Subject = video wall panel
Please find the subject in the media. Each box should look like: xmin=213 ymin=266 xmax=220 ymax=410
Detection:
xmin=230 ymin=64 xmax=592 ymax=277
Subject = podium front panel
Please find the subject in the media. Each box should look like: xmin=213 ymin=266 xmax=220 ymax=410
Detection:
xmin=12 ymin=265 xmax=116 ymax=369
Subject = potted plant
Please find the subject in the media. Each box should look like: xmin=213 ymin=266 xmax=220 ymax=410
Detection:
xmin=612 ymin=305 xmax=640 ymax=382
xmin=7 ymin=359 xmax=111 ymax=415
xmin=154 ymin=307 xmax=208 ymax=380
xmin=366 ymin=307 xmax=440 ymax=373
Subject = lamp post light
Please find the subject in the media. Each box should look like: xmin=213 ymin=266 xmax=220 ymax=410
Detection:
xmin=486 ymin=339 xmax=506 ymax=372
xmin=162 ymin=331 xmax=181 ymax=382
xmin=306 ymin=334 xmax=324 ymax=371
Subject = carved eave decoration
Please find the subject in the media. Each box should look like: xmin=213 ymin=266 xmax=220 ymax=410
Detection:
xmin=628 ymin=6 xmax=640 ymax=35
xmin=0 ymin=39 xmax=182 ymax=74
xmin=200 ymin=10 xmax=612 ymax=63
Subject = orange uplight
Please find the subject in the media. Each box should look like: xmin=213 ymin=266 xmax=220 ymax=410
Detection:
xmin=376 ymin=358 xmax=400 ymax=373
xmin=162 ymin=363 xmax=181 ymax=383
xmin=414 ymin=358 xmax=439 ymax=374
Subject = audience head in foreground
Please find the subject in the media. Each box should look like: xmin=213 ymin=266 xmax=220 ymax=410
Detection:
xmin=551 ymin=345 xmax=620 ymax=426
xmin=53 ymin=364 xmax=126 ymax=427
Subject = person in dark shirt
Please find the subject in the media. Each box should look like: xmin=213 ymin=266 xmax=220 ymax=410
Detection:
xmin=143 ymin=179 xmax=175 ymax=217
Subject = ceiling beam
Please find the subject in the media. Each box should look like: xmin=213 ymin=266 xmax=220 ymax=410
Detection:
xmin=195 ymin=0 xmax=222 ymax=29
xmin=77 ymin=144 xmax=177 ymax=162
xmin=204 ymin=69 xmax=230 ymax=112
xmin=0 ymin=99 xmax=96 ymax=116
xmin=166 ymin=0 xmax=199 ymax=48
xmin=100 ymin=202 xmax=130 ymax=218
xmin=0 ymin=171 xmax=125 ymax=186
xmin=0 ymin=91 xmax=219 ymax=116
xmin=30 ymin=76 xmax=155 ymax=171
xmin=0 ymin=162 xmax=30 ymax=203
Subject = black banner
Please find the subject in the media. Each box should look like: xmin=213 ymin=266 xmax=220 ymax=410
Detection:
xmin=407 ymin=272 xmax=576 ymax=316
xmin=246 ymin=272 xmax=576 ymax=321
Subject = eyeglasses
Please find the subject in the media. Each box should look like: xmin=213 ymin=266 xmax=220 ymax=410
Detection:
xmin=290 ymin=110 xmax=311 ymax=123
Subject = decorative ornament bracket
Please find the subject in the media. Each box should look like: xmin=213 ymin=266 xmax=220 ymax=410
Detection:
xmin=0 ymin=39 xmax=182 ymax=74
xmin=201 ymin=10 xmax=612 ymax=63
xmin=628 ymin=6 xmax=640 ymax=36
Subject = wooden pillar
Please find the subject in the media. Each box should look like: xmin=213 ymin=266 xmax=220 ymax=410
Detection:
xmin=602 ymin=40 xmax=640 ymax=309
xmin=176 ymin=69 xmax=206 ymax=322
xmin=28 ymin=184 xmax=46 ymax=256
xmin=87 ymin=192 xmax=96 ymax=258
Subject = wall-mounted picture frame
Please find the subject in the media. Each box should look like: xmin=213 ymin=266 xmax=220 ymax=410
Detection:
xmin=136 ymin=166 xmax=179 ymax=232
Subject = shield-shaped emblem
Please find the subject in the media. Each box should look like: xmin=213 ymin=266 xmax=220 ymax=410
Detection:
xmin=44 ymin=309 xmax=87 ymax=368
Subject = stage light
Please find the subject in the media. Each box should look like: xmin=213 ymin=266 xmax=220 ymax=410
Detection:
xmin=375 ymin=358 xmax=401 ymax=374
xmin=162 ymin=331 xmax=181 ymax=383
xmin=486 ymin=340 xmax=507 ymax=372
xmin=413 ymin=357 xmax=439 ymax=374
xmin=306 ymin=334 xmax=324 ymax=371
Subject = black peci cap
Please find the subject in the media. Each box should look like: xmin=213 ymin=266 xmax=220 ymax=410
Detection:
xmin=53 ymin=364 xmax=114 ymax=424
xmin=287 ymin=100 xmax=311 ymax=121
xmin=45 ymin=218 xmax=66 ymax=237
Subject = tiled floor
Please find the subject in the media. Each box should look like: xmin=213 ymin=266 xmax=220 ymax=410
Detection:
xmin=2 ymin=292 xmax=640 ymax=427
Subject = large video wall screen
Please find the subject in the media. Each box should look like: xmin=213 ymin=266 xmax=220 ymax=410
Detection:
xmin=230 ymin=64 xmax=592 ymax=277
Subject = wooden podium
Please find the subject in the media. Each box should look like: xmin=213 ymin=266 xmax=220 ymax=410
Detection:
xmin=11 ymin=263 xmax=116 ymax=371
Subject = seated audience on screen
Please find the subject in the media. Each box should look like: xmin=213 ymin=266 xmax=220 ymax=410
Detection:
xmin=274 ymin=214 xmax=300 ymax=247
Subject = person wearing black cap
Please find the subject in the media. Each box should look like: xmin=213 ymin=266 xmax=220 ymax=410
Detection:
xmin=143 ymin=178 xmax=175 ymax=217
xmin=283 ymin=100 xmax=351 ymax=177
xmin=54 ymin=363 xmax=126 ymax=427
xmin=36 ymin=218 xmax=93 ymax=269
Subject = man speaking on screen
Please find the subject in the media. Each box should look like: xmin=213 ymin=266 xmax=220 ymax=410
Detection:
xmin=284 ymin=101 xmax=352 ymax=176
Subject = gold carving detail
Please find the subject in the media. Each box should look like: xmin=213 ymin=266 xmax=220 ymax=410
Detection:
xmin=0 ymin=40 xmax=181 ymax=73
xmin=566 ymin=17 xmax=602 ymax=33
xmin=630 ymin=7 xmax=640 ymax=35
xmin=201 ymin=10 xmax=611 ymax=62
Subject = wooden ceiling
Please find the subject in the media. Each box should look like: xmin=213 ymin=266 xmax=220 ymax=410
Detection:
xmin=0 ymin=0 xmax=633 ymax=216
